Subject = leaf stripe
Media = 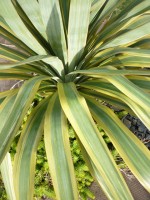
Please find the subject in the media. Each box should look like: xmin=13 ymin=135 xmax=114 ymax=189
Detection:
xmin=44 ymin=93 xmax=78 ymax=200
xmin=13 ymin=98 xmax=49 ymax=200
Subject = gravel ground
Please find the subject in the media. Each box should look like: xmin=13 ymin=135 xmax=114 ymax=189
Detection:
xmin=122 ymin=114 xmax=150 ymax=149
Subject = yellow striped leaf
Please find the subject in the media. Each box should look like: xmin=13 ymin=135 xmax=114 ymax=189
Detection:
xmin=86 ymin=97 xmax=150 ymax=192
xmin=0 ymin=75 xmax=49 ymax=163
xmin=13 ymin=98 xmax=49 ymax=200
xmin=58 ymin=82 xmax=133 ymax=200
xmin=44 ymin=92 xmax=78 ymax=200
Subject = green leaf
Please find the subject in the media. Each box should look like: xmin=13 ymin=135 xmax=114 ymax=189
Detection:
xmin=82 ymin=77 xmax=150 ymax=118
xmin=0 ymin=55 xmax=52 ymax=70
xmin=13 ymin=98 xmax=48 ymax=200
xmin=80 ymin=77 xmax=150 ymax=94
xmin=109 ymin=55 xmax=150 ymax=68
xmin=0 ymin=153 xmax=16 ymax=200
xmin=80 ymin=80 xmax=150 ymax=129
xmin=132 ymin=38 xmax=150 ymax=49
xmin=0 ymin=53 xmax=63 ymax=76
xmin=71 ymin=67 xmax=150 ymax=76
xmin=44 ymin=92 xmax=78 ymax=200
xmin=0 ymin=89 xmax=18 ymax=100
xmin=43 ymin=56 xmax=64 ymax=76
xmin=124 ymin=14 xmax=150 ymax=31
xmin=58 ymin=0 xmax=70 ymax=33
xmin=68 ymin=0 xmax=91 ymax=71
xmin=94 ymin=0 xmax=119 ymax=23
xmin=11 ymin=0 xmax=54 ymax=55
xmin=92 ymin=1 xmax=150 ymax=50
xmin=90 ymin=47 xmax=150 ymax=68
xmin=0 ymin=71 xmax=32 ymax=79
xmin=100 ymin=22 xmax=150 ymax=50
xmin=0 ymin=26 xmax=35 ymax=55
xmin=89 ymin=0 xmax=120 ymax=40
xmin=0 ymin=43 xmax=28 ymax=62
xmin=0 ymin=75 xmax=49 ymax=163
xmin=120 ymin=0 xmax=150 ymax=21
xmin=80 ymin=88 xmax=132 ymax=114
xmin=0 ymin=92 xmax=17 ymax=131
xmin=39 ymin=0 xmax=67 ymax=64
xmin=87 ymin=98 xmax=150 ymax=192
xmin=0 ymin=0 xmax=46 ymax=54
xmin=129 ymin=76 xmax=150 ymax=92
xmin=90 ymin=0 xmax=106 ymax=22
xmin=58 ymin=82 xmax=133 ymax=200
xmin=17 ymin=0 xmax=47 ymax=39
xmin=0 ymin=16 xmax=13 ymax=33
xmin=77 ymin=138 xmax=117 ymax=199
xmin=106 ymin=75 xmax=150 ymax=112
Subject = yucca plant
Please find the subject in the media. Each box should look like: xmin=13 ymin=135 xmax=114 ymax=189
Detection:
xmin=0 ymin=0 xmax=150 ymax=199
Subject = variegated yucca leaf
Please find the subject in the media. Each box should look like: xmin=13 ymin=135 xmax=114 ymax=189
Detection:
xmin=0 ymin=0 xmax=150 ymax=200
xmin=1 ymin=153 xmax=16 ymax=200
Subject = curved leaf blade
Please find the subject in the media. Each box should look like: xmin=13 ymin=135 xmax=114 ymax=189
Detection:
xmin=87 ymin=98 xmax=150 ymax=192
xmin=72 ymin=68 xmax=150 ymax=76
xmin=0 ymin=75 xmax=49 ymax=163
xmin=68 ymin=0 xmax=91 ymax=71
xmin=18 ymin=0 xmax=47 ymax=39
xmin=0 ymin=0 xmax=46 ymax=54
xmin=0 ymin=92 xmax=17 ymax=131
xmin=13 ymin=98 xmax=48 ymax=200
xmin=39 ymin=0 xmax=67 ymax=64
xmin=109 ymin=55 xmax=150 ymax=68
xmin=129 ymin=76 xmax=150 ymax=92
xmin=44 ymin=93 xmax=78 ymax=200
xmin=0 ymin=55 xmax=53 ymax=70
xmin=58 ymin=82 xmax=133 ymax=200
xmin=76 ymin=135 xmax=120 ymax=199
xmin=80 ymin=88 xmax=132 ymax=114
xmin=0 ymin=71 xmax=31 ymax=79
xmin=0 ymin=153 xmax=16 ymax=200
xmin=100 ymin=22 xmax=150 ymax=50
xmin=106 ymin=75 xmax=150 ymax=112
xmin=80 ymin=80 xmax=150 ymax=130
xmin=90 ymin=0 xmax=106 ymax=22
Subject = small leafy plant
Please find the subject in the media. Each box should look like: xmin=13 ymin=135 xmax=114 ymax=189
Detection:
xmin=0 ymin=1 xmax=150 ymax=200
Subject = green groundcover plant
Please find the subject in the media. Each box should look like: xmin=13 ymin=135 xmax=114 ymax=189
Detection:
xmin=0 ymin=0 xmax=150 ymax=199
